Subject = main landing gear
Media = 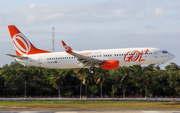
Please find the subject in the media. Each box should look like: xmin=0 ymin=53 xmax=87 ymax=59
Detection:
xmin=90 ymin=67 xmax=95 ymax=75
xmin=157 ymin=66 xmax=160 ymax=70
xmin=154 ymin=64 xmax=160 ymax=70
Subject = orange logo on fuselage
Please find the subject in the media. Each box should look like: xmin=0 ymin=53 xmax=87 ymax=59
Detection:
xmin=124 ymin=49 xmax=150 ymax=62
xmin=79 ymin=52 xmax=92 ymax=56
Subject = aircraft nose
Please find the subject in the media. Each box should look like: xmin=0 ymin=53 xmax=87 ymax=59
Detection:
xmin=169 ymin=53 xmax=175 ymax=59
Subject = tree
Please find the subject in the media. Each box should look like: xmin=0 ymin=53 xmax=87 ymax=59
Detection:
xmin=167 ymin=71 xmax=180 ymax=95
xmin=165 ymin=62 xmax=179 ymax=71
xmin=95 ymin=68 xmax=108 ymax=98
xmin=50 ymin=70 xmax=65 ymax=98
xmin=16 ymin=68 xmax=31 ymax=97
xmin=129 ymin=65 xmax=152 ymax=96
xmin=82 ymin=69 xmax=93 ymax=97
xmin=0 ymin=70 xmax=5 ymax=95
xmin=2 ymin=62 xmax=24 ymax=70
xmin=116 ymin=66 xmax=131 ymax=98
xmin=146 ymin=64 xmax=155 ymax=71
xmin=1 ymin=69 xmax=21 ymax=95
xmin=74 ymin=68 xmax=86 ymax=99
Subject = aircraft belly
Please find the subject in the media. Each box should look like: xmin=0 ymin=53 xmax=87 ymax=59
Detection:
xmin=57 ymin=60 xmax=79 ymax=69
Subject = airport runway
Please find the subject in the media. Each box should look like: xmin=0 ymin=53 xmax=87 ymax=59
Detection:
xmin=0 ymin=109 xmax=180 ymax=113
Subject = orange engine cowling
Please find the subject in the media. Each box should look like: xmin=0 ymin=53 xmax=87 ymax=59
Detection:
xmin=102 ymin=60 xmax=119 ymax=70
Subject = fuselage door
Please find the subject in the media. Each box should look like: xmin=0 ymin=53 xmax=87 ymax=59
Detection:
xmin=154 ymin=51 xmax=158 ymax=58
xmin=38 ymin=56 xmax=42 ymax=64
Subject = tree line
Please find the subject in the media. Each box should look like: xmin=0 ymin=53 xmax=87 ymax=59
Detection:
xmin=0 ymin=61 xmax=180 ymax=97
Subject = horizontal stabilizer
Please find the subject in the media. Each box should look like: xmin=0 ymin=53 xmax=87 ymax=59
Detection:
xmin=6 ymin=54 xmax=28 ymax=59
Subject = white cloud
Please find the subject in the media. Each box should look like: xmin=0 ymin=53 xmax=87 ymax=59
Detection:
xmin=47 ymin=13 xmax=64 ymax=20
xmin=155 ymin=8 xmax=163 ymax=15
xmin=29 ymin=4 xmax=37 ymax=8
xmin=26 ymin=13 xmax=36 ymax=23
xmin=1 ymin=0 xmax=180 ymax=25
xmin=113 ymin=9 xmax=124 ymax=16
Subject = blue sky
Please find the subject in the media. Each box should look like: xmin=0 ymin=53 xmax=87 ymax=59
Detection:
xmin=0 ymin=0 xmax=179 ymax=69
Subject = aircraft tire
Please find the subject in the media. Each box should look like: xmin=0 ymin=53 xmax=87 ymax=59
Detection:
xmin=90 ymin=68 xmax=95 ymax=74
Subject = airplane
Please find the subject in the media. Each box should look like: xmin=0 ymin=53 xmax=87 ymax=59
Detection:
xmin=7 ymin=25 xmax=175 ymax=74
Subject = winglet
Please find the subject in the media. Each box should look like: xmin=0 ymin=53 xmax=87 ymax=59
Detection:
xmin=61 ymin=41 xmax=73 ymax=53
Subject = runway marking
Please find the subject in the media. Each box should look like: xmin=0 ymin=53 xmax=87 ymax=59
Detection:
xmin=142 ymin=111 xmax=159 ymax=113
xmin=55 ymin=112 xmax=77 ymax=113
xmin=19 ymin=111 xmax=54 ymax=113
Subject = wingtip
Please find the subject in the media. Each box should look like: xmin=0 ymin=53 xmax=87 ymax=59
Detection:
xmin=61 ymin=40 xmax=66 ymax=46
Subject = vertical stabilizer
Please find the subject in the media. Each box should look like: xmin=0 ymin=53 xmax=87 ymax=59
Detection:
xmin=8 ymin=25 xmax=51 ymax=56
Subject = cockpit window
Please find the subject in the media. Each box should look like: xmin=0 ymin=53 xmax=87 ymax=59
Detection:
xmin=162 ymin=51 xmax=168 ymax=54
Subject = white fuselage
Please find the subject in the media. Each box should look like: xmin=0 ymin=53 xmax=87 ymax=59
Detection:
xmin=15 ymin=47 xmax=175 ymax=69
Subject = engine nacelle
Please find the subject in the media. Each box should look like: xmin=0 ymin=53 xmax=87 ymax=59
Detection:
xmin=102 ymin=60 xmax=119 ymax=70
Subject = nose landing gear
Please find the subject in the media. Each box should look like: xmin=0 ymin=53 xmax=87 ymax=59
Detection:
xmin=157 ymin=66 xmax=160 ymax=70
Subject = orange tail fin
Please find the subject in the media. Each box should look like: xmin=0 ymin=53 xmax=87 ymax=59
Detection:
xmin=8 ymin=25 xmax=51 ymax=56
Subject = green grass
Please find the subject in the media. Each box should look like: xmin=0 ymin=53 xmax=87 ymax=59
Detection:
xmin=0 ymin=100 xmax=180 ymax=110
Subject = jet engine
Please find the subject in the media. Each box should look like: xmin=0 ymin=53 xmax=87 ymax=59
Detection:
xmin=102 ymin=60 xmax=119 ymax=70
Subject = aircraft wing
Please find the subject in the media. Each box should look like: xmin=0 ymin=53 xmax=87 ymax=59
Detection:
xmin=61 ymin=41 xmax=103 ymax=67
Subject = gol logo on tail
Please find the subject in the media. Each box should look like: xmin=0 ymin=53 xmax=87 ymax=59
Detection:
xmin=12 ymin=33 xmax=31 ymax=55
xmin=124 ymin=49 xmax=150 ymax=62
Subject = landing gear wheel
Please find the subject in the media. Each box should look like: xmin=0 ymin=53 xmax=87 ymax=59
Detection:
xmin=154 ymin=64 xmax=160 ymax=70
xmin=90 ymin=67 xmax=95 ymax=74
xmin=157 ymin=66 xmax=160 ymax=70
